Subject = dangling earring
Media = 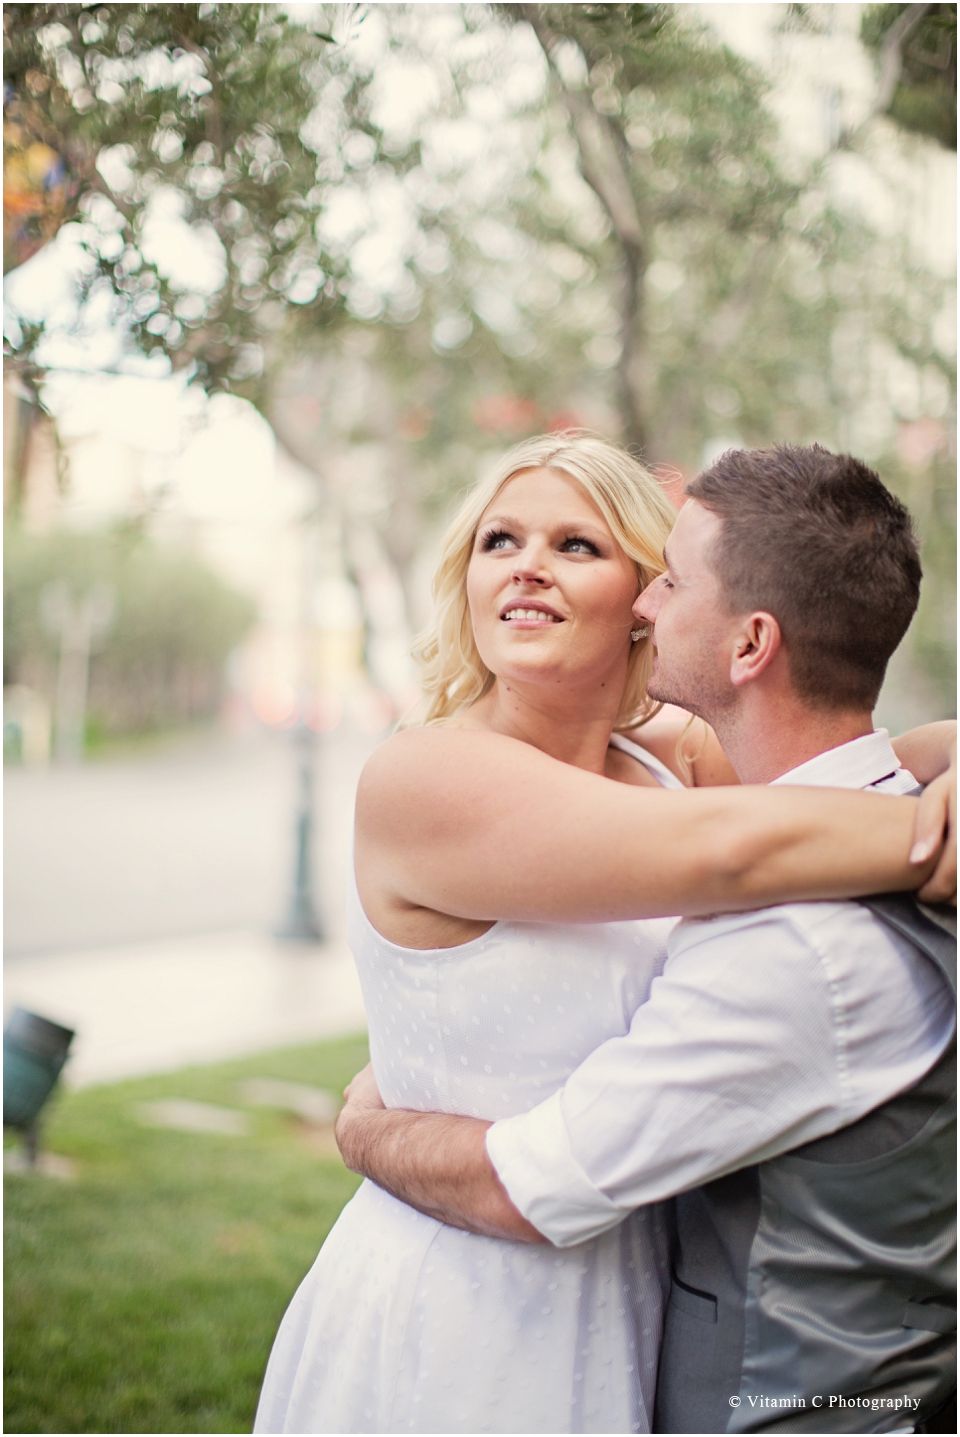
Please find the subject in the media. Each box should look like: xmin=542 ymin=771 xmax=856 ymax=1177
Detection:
xmin=631 ymin=626 xmax=650 ymax=642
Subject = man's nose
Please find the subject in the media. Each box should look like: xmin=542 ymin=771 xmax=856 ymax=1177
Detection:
xmin=633 ymin=578 xmax=660 ymax=622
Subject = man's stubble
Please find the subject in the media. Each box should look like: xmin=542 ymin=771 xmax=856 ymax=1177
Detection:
xmin=646 ymin=644 xmax=736 ymax=732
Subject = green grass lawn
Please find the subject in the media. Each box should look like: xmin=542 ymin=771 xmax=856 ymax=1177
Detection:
xmin=4 ymin=1034 xmax=369 ymax=1435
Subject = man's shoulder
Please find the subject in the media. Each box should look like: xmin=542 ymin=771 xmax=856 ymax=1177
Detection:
xmin=670 ymin=898 xmax=913 ymax=962
xmin=666 ymin=901 xmax=953 ymax=1058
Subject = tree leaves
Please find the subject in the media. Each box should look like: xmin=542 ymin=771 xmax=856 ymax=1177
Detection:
xmin=4 ymin=3 xmax=362 ymax=401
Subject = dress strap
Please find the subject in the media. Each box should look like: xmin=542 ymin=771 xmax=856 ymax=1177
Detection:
xmin=609 ymin=732 xmax=686 ymax=789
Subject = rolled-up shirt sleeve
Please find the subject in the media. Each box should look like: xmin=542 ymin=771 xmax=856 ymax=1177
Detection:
xmin=487 ymin=1088 xmax=626 ymax=1246
xmin=486 ymin=902 xmax=953 ymax=1248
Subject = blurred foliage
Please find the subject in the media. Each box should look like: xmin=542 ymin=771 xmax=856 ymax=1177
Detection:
xmin=500 ymin=2 xmax=955 ymax=489
xmin=507 ymin=2 xmax=850 ymax=459
xmin=1 ymin=3 xmax=955 ymax=714
xmin=3 ymin=4 xmax=952 ymax=464
xmin=2 ymin=2 xmax=859 ymax=458
xmin=4 ymin=527 xmax=255 ymax=737
xmin=3 ymin=2 xmax=359 ymax=401
xmin=882 ymin=451 xmax=957 ymax=718
xmin=4 ymin=1033 xmax=367 ymax=1434
xmin=862 ymin=3 xmax=957 ymax=150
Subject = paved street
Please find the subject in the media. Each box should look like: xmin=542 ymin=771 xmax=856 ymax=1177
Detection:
xmin=5 ymin=724 xmax=375 ymax=957
xmin=4 ymin=724 xmax=378 ymax=1085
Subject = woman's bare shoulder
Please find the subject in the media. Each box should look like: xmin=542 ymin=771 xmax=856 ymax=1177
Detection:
xmin=360 ymin=724 xmax=535 ymax=778
xmin=356 ymin=726 xmax=560 ymax=838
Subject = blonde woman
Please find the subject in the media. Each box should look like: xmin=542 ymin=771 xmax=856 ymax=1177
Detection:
xmin=255 ymin=435 xmax=953 ymax=1435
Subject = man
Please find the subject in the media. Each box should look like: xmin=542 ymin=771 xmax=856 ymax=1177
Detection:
xmin=337 ymin=445 xmax=956 ymax=1433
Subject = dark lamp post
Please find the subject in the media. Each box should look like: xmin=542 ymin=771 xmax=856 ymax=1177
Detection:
xmin=274 ymin=720 xmax=323 ymax=942
xmin=3 ymin=1008 xmax=75 ymax=1165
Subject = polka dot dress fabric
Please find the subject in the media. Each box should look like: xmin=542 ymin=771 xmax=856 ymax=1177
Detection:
xmin=255 ymin=875 xmax=675 ymax=1433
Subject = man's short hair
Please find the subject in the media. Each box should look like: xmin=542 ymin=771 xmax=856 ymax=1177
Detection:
xmin=685 ymin=444 xmax=922 ymax=710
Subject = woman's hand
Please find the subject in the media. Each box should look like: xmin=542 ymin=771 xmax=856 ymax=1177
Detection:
xmin=337 ymin=1064 xmax=386 ymax=1174
xmin=912 ymin=743 xmax=957 ymax=904
xmin=342 ymin=1063 xmax=385 ymax=1112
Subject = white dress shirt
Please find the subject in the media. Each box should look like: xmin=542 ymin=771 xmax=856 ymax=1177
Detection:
xmin=486 ymin=730 xmax=955 ymax=1248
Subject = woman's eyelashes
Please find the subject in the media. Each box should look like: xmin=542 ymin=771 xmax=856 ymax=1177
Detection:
xmin=479 ymin=528 xmax=516 ymax=552
xmin=478 ymin=528 xmax=602 ymax=556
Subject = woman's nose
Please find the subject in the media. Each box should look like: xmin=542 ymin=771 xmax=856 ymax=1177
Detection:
xmin=511 ymin=563 xmax=549 ymax=585
xmin=511 ymin=546 xmax=551 ymax=585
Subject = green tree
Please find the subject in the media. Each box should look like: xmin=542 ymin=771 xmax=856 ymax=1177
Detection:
xmin=4 ymin=3 xmax=953 ymax=716
xmin=3 ymin=4 xmax=599 ymax=689
xmin=4 ymin=527 xmax=255 ymax=740
xmin=3 ymin=2 xmax=359 ymax=404
xmin=498 ymin=3 xmax=860 ymax=460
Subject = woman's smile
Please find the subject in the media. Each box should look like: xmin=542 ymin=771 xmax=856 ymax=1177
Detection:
xmin=500 ymin=600 xmax=564 ymax=626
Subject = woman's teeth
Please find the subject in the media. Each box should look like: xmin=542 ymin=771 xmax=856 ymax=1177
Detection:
xmin=502 ymin=609 xmax=560 ymax=622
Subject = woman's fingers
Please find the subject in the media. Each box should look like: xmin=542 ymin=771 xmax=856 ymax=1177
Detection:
xmin=913 ymin=760 xmax=957 ymax=904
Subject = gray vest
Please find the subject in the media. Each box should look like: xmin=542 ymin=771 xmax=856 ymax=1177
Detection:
xmin=655 ymin=896 xmax=956 ymax=1435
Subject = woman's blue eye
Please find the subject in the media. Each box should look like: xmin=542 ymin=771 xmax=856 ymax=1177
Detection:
xmin=481 ymin=529 xmax=514 ymax=551
xmin=563 ymin=536 xmax=599 ymax=555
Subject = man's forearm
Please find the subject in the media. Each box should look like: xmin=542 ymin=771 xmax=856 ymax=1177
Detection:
xmin=335 ymin=1105 xmax=545 ymax=1244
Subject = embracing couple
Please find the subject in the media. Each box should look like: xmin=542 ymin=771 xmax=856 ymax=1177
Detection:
xmin=256 ymin=436 xmax=956 ymax=1435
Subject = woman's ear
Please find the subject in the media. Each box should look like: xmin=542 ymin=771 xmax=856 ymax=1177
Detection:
xmin=729 ymin=612 xmax=782 ymax=688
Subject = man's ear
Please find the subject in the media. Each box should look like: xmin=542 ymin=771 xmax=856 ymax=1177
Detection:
xmin=729 ymin=611 xmax=782 ymax=688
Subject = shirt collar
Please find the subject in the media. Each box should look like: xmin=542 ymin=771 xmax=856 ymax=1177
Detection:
xmin=770 ymin=729 xmax=904 ymax=790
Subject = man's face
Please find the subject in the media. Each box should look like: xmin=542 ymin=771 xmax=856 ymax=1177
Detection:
xmin=634 ymin=499 xmax=739 ymax=722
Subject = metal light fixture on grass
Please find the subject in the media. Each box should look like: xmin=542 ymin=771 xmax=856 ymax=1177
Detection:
xmin=3 ymin=1008 xmax=75 ymax=1165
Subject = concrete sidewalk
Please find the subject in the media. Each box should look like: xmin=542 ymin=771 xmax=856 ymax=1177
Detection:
xmin=4 ymin=929 xmax=367 ymax=1089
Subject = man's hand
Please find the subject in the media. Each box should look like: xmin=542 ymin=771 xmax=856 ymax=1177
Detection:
xmin=911 ymin=743 xmax=957 ymax=905
xmin=335 ymin=1065 xmax=545 ymax=1245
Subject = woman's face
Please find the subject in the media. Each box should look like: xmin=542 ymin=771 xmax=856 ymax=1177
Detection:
xmin=466 ymin=467 xmax=641 ymax=699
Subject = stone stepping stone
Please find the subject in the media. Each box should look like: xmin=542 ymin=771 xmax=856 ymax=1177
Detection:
xmin=237 ymin=1078 xmax=341 ymax=1126
xmin=136 ymin=1099 xmax=250 ymax=1136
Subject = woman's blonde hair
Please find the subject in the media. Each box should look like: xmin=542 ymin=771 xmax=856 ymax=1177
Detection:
xmin=408 ymin=431 xmax=677 ymax=732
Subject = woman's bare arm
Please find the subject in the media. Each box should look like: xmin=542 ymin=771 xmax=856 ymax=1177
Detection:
xmin=638 ymin=716 xmax=956 ymax=791
xmin=627 ymin=714 xmax=739 ymax=788
xmin=631 ymin=718 xmax=955 ymax=901
xmin=356 ymin=728 xmax=950 ymax=928
xmin=891 ymin=721 xmax=956 ymax=784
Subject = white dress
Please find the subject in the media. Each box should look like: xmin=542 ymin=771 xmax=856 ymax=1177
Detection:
xmin=255 ymin=736 xmax=682 ymax=1435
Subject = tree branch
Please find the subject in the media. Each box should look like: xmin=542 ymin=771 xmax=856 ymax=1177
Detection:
xmin=514 ymin=3 xmax=648 ymax=448
xmin=872 ymin=3 xmax=933 ymax=116
xmin=516 ymin=5 xmax=643 ymax=249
